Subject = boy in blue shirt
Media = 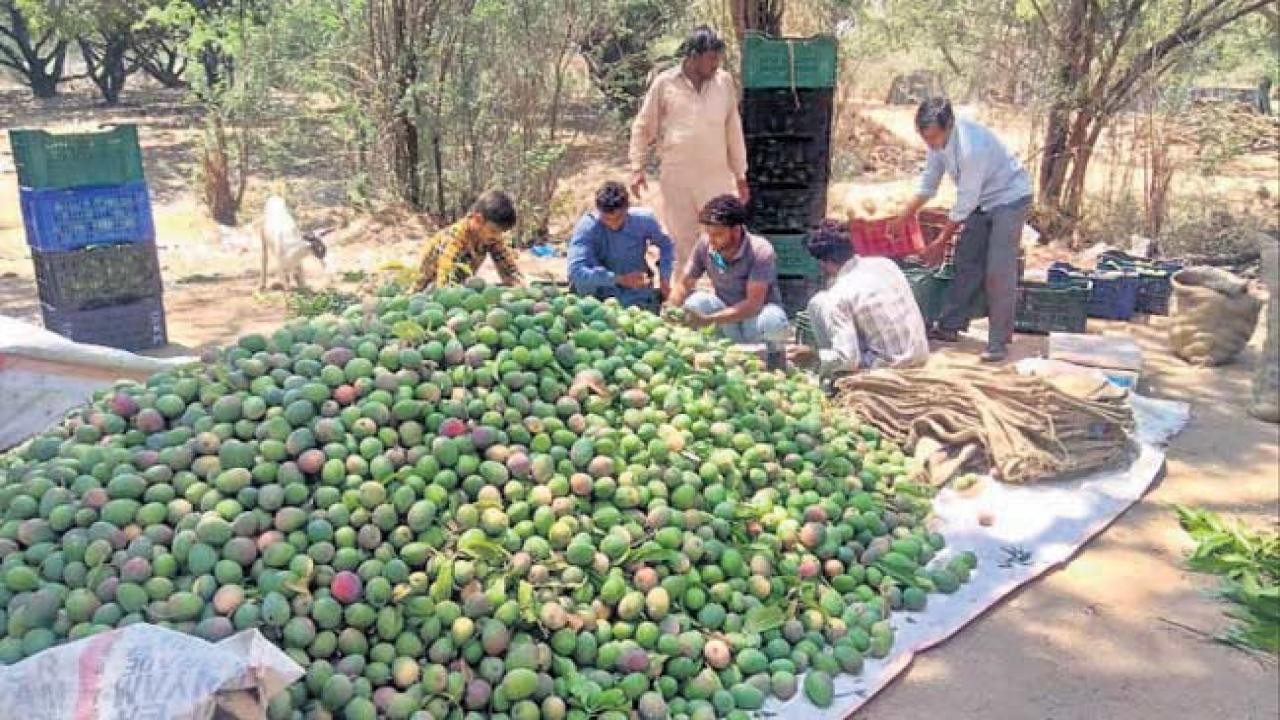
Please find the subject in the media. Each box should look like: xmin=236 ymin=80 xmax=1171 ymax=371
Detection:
xmin=567 ymin=182 xmax=675 ymax=311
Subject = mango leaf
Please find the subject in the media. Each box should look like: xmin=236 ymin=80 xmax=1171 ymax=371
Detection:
xmin=624 ymin=546 xmax=680 ymax=566
xmin=429 ymin=562 xmax=453 ymax=601
xmin=875 ymin=561 xmax=917 ymax=587
xmin=488 ymin=575 xmax=506 ymax=599
xmin=282 ymin=576 xmax=312 ymax=596
xmin=458 ymin=533 xmax=510 ymax=564
xmin=744 ymin=605 xmax=786 ymax=635
xmin=570 ymin=680 xmax=601 ymax=709
xmin=591 ymin=688 xmax=629 ymax=712
xmin=518 ymin=581 xmax=538 ymax=623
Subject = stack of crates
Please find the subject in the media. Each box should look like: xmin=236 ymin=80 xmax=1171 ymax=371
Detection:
xmin=10 ymin=124 xmax=167 ymax=351
xmin=740 ymin=32 xmax=837 ymax=317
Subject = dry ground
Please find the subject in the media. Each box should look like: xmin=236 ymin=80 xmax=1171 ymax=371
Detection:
xmin=1 ymin=81 xmax=1277 ymax=719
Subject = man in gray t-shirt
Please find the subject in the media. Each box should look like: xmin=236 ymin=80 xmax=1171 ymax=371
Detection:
xmin=667 ymin=195 xmax=789 ymax=344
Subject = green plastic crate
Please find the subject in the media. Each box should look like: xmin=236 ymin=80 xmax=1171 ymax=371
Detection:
xmin=742 ymin=33 xmax=838 ymax=90
xmin=9 ymin=125 xmax=144 ymax=189
xmin=901 ymin=262 xmax=987 ymax=322
xmin=1014 ymin=281 xmax=1089 ymax=334
xmin=768 ymin=234 xmax=820 ymax=278
xmin=778 ymin=275 xmax=820 ymax=318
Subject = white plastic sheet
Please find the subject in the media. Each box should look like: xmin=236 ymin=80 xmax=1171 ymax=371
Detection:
xmin=0 ymin=317 xmax=197 ymax=451
xmin=0 ymin=626 xmax=302 ymax=720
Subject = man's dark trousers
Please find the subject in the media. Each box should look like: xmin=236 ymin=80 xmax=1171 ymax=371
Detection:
xmin=937 ymin=196 xmax=1031 ymax=352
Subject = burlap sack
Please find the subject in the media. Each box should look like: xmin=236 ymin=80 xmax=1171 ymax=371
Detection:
xmin=1167 ymin=266 xmax=1262 ymax=366
xmin=1250 ymin=235 xmax=1279 ymax=422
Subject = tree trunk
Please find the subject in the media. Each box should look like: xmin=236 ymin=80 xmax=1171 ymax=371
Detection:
xmin=1063 ymin=115 xmax=1103 ymax=228
xmin=732 ymin=0 xmax=783 ymax=39
xmin=1037 ymin=0 xmax=1091 ymax=236
xmin=79 ymin=35 xmax=134 ymax=105
xmin=202 ymin=115 xmax=238 ymax=226
xmin=135 ymin=36 xmax=188 ymax=88
xmin=0 ymin=4 xmax=67 ymax=98
xmin=28 ymin=60 xmax=60 ymax=98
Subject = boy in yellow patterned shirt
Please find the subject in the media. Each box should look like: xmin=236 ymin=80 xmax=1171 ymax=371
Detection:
xmin=414 ymin=191 xmax=524 ymax=290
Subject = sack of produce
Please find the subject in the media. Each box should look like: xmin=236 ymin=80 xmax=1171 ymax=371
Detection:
xmin=1167 ymin=265 xmax=1262 ymax=366
xmin=0 ymin=625 xmax=301 ymax=720
xmin=1251 ymin=234 xmax=1279 ymax=422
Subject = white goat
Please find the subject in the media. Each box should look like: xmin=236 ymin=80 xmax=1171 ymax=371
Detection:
xmin=259 ymin=195 xmax=329 ymax=291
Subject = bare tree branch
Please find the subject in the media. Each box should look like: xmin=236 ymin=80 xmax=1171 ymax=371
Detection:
xmin=1095 ymin=0 xmax=1149 ymax=89
xmin=0 ymin=48 xmax=24 ymax=71
xmin=1102 ymin=0 xmax=1273 ymax=114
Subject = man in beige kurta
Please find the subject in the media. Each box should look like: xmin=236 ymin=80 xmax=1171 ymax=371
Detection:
xmin=629 ymin=26 xmax=749 ymax=273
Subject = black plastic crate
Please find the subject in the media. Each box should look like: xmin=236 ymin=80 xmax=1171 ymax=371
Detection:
xmin=741 ymin=88 xmax=834 ymax=138
xmin=1014 ymin=281 xmax=1089 ymax=334
xmin=41 ymin=295 xmax=168 ymax=351
xmin=778 ymin=274 xmax=820 ymax=318
xmin=746 ymin=135 xmax=830 ymax=188
xmin=33 ymin=240 xmax=162 ymax=311
xmin=749 ymin=186 xmax=827 ymax=234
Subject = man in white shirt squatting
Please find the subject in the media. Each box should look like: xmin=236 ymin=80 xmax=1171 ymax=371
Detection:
xmin=788 ymin=221 xmax=930 ymax=376
xmin=896 ymin=97 xmax=1033 ymax=363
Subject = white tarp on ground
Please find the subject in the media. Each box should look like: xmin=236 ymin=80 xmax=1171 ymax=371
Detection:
xmin=0 ymin=316 xmax=197 ymax=451
xmin=774 ymin=393 xmax=1190 ymax=718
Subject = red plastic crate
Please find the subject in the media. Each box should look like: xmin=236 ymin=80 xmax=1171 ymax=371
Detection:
xmin=849 ymin=215 xmax=925 ymax=258
xmin=918 ymin=208 xmax=951 ymax=242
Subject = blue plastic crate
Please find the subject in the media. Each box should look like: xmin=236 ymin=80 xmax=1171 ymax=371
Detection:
xmin=1096 ymin=254 xmax=1179 ymax=316
xmin=1134 ymin=275 xmax=1172 ymax=315
xmin=20 ymin=182 xmax=155 ymax=252
xmin=1048 ymin=262 xmax=1139 ymax=320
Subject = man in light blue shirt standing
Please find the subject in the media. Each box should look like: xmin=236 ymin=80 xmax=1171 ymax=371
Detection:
xmin=897 ymin=98 xmax=1033 ymax=362
xmin=567 ymin=182 xmax=675 ymax=312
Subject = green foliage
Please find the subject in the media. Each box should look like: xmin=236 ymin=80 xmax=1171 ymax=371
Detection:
xmin=284 ymin=288 xmax=361 ymax=319
xmin=580 ymin=0 xmax=684 ymax=117
xmin=1176 ymin=505 xmax=1280 ymax=654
